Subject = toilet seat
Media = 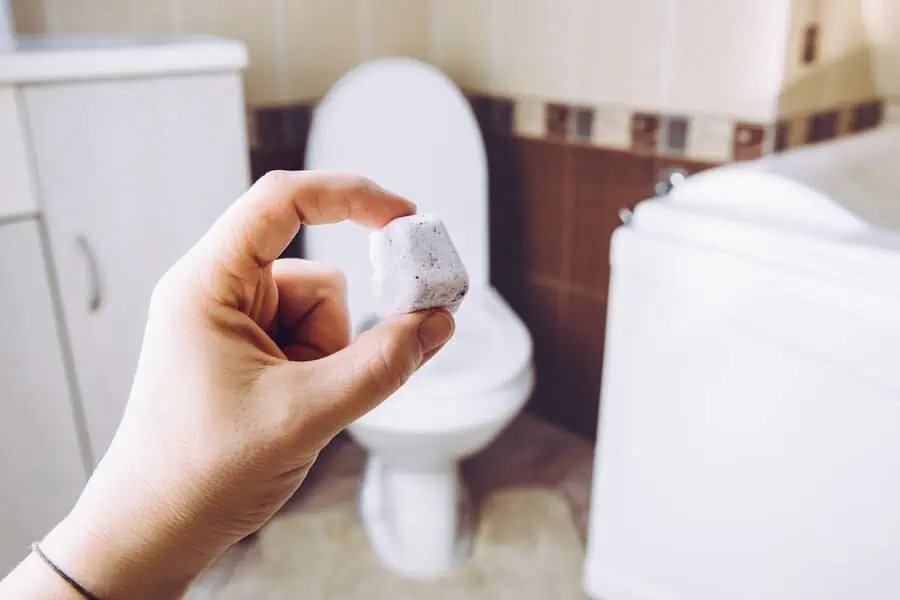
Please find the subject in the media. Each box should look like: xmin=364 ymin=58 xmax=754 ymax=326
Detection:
xmin=354 ymin=286 xmax=533 ymax=433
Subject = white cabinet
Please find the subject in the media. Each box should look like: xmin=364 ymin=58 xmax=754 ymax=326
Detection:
xmin=23 ymin=73 xmax=250 ymax=461
xmin=0 ymin=219 xmax=87 ymax=574
xmin=0 ymin=36 xmax=249 ymax=567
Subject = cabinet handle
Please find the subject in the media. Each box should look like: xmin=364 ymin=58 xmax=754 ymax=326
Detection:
xmin=76 ymin=235 xmax=103 ymax=314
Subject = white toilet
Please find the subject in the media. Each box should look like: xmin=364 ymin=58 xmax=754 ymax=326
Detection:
xmin=304 ymin=59 xmax=534 ymax=579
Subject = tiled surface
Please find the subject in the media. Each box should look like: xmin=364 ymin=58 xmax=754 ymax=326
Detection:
xmin=571 ymin=0 xmax=668 ymax=110
xmin=369 ymin=0 xmax=430 ymax=60
xmin=666 ymin=0 xmax=791 ymax=122
xmin=284 ymin=413 xmax=596 ymax=539
xmin=429 ymin=0 xmax=493 ymax=90
xmin=490 ymin=0 xmax=576 ymax=100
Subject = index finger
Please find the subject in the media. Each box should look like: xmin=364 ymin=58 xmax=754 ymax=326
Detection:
xmin=198 ymin=170 xmax=416 ymax=278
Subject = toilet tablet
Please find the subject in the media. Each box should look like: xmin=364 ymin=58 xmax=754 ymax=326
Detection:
xmin=370 ymin=214 xmax=469 ymax=316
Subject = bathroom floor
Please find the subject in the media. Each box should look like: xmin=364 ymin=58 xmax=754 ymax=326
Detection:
xmin=187 ymin=414 xmax=595 ymax=598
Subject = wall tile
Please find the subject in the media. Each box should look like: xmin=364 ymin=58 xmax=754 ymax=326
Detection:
xmin=568 ymin=146 xmax=654 ymax=295
xmin=514 ymin=98 xmax=547 ymax=138
xmin=492 ymin=0 xmax=577 ymax=99
xmin=283 ymin=0 xmax=363 ymax=102
xmin=513 ymin=139 xmax=570 ymax=278
xmin=572 ymin=0 xmax=668 ymax=110
xmin=131 ymin=0 xmax=177 ymax=33
xmin=590 ymin=106 xmax=631 ymax=150
xmin=732 ymin=123 xmax=767 ymax=161
xmin=180 ymin=0 xmax=218 ymax=33
xmin=667 ymin=0 xmax=791 ymax=122
xmin=368 ymin=0 xmax=430 ymax=61
xmin=685 ymin=115 xmax=733 ymax=162
xmin=851 ymin=99 xmax=884 ymax=132
xmin=781 ymin=0 xmax=878 ymax=115
xmin=213 ymin=0 xmax=285 ymax=105
xmin=429 ymin=0 xmax=492 ymax=90
xmin=630 ymin=112 xmax=660 ymax=154
xmin=807 ymin=110 xmax=839 ymax=144
xmin=557 ymin=291 xmax=607 ymax=438
xmin=861 ymin=0 xmax=900 ymax=98
xmin=51 ymin=0 xmax=133 ymax=33
xmin=545 ymin=104 xmax=571 ymax=140
xmin=10 ymin=0 xmax=48 ymax=34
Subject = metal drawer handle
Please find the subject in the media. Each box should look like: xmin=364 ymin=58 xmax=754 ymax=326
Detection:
xmin=77 ymin=235 xmax=103 ymax=313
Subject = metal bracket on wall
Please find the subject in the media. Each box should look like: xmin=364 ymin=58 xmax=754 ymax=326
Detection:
xmin=654 ymin=168 xmax=688 ymax=197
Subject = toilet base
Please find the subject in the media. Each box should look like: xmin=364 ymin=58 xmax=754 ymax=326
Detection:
xmin=357 ymin=456 xmax=473 ymax=579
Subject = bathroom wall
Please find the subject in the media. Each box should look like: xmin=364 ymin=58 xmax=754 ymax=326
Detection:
xmin=11 ymin=0 xmax=892 ymax=438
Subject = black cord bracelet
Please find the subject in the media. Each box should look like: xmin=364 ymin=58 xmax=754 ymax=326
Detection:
xmin=31 ymin=542 xmax=102 ymax=600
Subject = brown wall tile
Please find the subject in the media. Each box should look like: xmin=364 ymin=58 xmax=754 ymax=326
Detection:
xmin=506 ymin=139 xmax=571 ymax=279
xmin=546 ymin=104 xmax=571 ymax=140
xmin=732 ymin=123 xmax=766 ymax=161
xmin=567 ymin=146 xmax=655 ymax=295
xmin=556 ymin=292 xmax=608 ymax=438
xmin=851 ymin=100 xmax=883 ymax=132
xmin=807 ymin=110 xmax=839 ymax=144
xmin=630 ymin=113 xmax=660 ymax=154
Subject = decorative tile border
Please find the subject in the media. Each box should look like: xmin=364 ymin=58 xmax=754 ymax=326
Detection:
xmin=247 ymin=94 xmax=887 ymax=165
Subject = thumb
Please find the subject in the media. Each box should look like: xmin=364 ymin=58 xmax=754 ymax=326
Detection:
xmin=294 ymin=310 xmax=455 ymax=434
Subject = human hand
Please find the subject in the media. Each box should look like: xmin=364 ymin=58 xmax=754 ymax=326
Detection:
xmin=33 ymin=172 xmax=456 ymax=598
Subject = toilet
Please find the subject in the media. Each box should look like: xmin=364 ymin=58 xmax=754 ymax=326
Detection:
xmin=304 ymin=59 xmax=534 ymax=578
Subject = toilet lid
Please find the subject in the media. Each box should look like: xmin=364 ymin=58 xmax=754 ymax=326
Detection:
xmin=304 ymin=58 xmax=489 ymax=329
xmin=356 ymin=286 xmax=533 ymax=431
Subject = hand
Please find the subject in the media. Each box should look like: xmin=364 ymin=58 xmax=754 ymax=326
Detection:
xmin=30 ymin=172 xmax=456 ymax=598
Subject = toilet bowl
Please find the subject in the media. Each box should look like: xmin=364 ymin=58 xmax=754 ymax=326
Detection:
xmin=304 ymin=58 xmax=534 ymax=578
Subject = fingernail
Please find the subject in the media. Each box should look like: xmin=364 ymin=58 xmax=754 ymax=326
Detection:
xmin=417 ymin=311 xmax=454 ymax=353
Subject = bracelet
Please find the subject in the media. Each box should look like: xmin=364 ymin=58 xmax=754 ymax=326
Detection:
xmin=31 ymin=542 xmax=102 ymax=600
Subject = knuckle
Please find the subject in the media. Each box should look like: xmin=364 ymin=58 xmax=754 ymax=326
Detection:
xmin=257 ymin=169 xmax=292 ymax=189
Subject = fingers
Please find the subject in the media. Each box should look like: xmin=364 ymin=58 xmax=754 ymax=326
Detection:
xmin=271 ymin=259 xmax=350 ymax=359
xmin=276 ymin=310 xmax=455 ymax=435
xmin=196 ymin=171 xmax=416 ymax=284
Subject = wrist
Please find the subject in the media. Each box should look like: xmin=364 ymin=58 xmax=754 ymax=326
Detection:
xmin=38 ymin=509 xmax=198 ymax=600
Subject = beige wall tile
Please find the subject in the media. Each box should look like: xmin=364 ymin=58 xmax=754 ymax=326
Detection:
xmin=686 ymin=115 xmax=734 ymax=162
xmin=429 ymin=0 xmax=491 ymax=90
xmin=861 ymin=0 xmax=900 ymax=97
xmin=782 ymin=0 xmax=878 ymax=115
xmin=367 ymin=0 xmax=430 ymax=60
xmin=180 ymin=0 xmax=218 ymax=34
xmin=590 ymin=106 xmax=631 ymax=150
xmin=513 ymin=98 xmax=545 ymax=138
xmin=131 ymin=0 xmax=178 ymax=33
xmin=283 ymin=0 xmax=364 ymax=102
xmin=10 ymin=0 xmax=49 ymax=34
xmin=212 ymin=0 xmax=285 ymax=105
xmin=571 ymin=0 xmax=669 ymax=111
xmin=492 ymin=0 xmax=577 ymax=100
xmin=51 ymin=0 xmax=133 ymax=33
xmin=667 ymin=0 xmax=792 ymax=122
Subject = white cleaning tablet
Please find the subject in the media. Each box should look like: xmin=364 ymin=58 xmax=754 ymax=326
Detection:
xmin=370 ymin=214 xmax=469 ymax=316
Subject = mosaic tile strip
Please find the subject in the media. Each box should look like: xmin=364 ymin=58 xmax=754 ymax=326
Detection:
xmin=249 ymin=95 xmax=888 ymax=164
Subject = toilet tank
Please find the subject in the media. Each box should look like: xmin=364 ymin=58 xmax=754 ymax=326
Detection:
xmin=585 ymin=128 xmax=900 ymax=600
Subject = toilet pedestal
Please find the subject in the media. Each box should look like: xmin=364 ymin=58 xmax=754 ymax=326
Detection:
xmin=359 ymin=456 xmax=472 ymax=579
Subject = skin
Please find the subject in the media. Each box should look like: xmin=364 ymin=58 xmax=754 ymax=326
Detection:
xmin=0 ymin=171 xmax=455 ymax=599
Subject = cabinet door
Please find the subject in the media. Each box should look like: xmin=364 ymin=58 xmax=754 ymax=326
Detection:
xmin=0 ymin=220 xmax=87 ymax=573
xmin=22 ymin=73 xmax=250 ymax=463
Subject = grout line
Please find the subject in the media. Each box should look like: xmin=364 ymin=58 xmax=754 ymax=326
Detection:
xmin=43 ymin=0 xmax=60 ymax=33
xmin=487 ymin=0 xmax=502 ymax=92
xmin=427 ymin=0 xmax=442 ymax=66
xmin=271 ymin=0 xmax=289 ymax=103
xmin=657 ymin=0 xmax=678 ymax=109
xmin=358 ymin=0 xmax=373 ymax=60
xmin=171 ymin=0 xmax=185 ymax=32
xmin=529 ymin=272 xmax=608 ymax=303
